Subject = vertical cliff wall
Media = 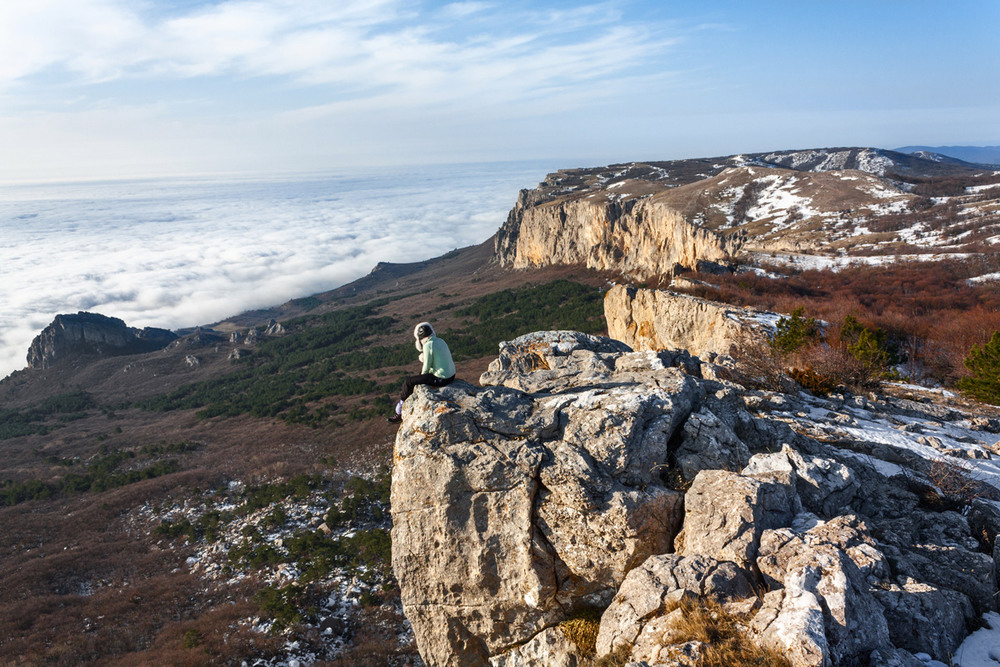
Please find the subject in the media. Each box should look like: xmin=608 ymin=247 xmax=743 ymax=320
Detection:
xmin=604 ymin=285 xmax=778 ymax=359
xmin=494 ymin=191 xmax=740 ymax=281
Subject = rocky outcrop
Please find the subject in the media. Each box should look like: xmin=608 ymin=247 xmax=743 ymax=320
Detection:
xmin=392 ymin=330 xmax=1000 ymax=667
xmin=604 ymin=284 xmax=776 ymax=358
xmin=391 ymin=332 xmax=697 ymax=667
xmin=495 ymin=193 xmax=739 ymax=281
xmin=26 ymin=312 xmax=177 ymax=369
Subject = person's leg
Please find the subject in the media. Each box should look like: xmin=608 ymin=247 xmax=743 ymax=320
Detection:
xmin=391 ymin=374 xmax=456 ymax=422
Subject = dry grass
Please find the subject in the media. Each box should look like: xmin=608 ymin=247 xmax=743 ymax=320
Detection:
xmin=659 ymin=599 xmax=790 ymax=667
xmin=559 ymin=608 xmax=602 ymax=656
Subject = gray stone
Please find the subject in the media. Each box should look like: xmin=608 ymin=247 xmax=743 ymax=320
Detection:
xmin=673 ymin=408 xmax=750 ymax=481
xmin=489 ymin=627 xmax=593 ymax=667
xmin=873 ymin=580 xmax=974 ymax=661
xmin=679 ymin=469 xmax=795 ymax=569
xmin=595 ymin=553 xmax=754 ymax=658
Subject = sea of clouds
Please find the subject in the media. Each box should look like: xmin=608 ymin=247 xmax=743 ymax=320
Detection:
xmin=0 ymin=161 xmax=559 ymax=379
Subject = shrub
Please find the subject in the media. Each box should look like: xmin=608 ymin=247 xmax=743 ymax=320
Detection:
xmin=957 ymin=331 xmax=1000 ymax=404
xmin=770 ymin=307 xmax=820 ymax=356
xmin=559 ymin=608 xmax=602 ymax=656
xmin=787 ymin=366 xmax=838 ymax=396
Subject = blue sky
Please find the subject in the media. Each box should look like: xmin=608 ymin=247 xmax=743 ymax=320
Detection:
xmin=1 ymin=0 xmax=997 ymax=180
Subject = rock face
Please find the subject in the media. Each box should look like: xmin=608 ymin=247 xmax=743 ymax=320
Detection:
xmin=26 ymin=312 xmax=177 ymax=369
xmin=604 ymin=284 xmax=775 ymax=358
xmin=495 ymin=193 xmax=739 ymax=281
xmin=392 ymin=330 xmax=1000 ymax=667
xmin=392 ymin=332 xmax=696 ymax=667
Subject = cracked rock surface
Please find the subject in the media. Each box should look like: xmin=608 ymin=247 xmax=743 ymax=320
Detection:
xmin=391 ymin=330 xmax=1000 ymax=667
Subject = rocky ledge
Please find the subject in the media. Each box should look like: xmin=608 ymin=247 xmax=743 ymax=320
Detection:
xmin=391 ymin=331 xmax=1000 ymax=667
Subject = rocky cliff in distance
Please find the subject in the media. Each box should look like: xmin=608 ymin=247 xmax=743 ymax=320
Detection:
xmin=493 ymin=147 xmax=1000 ymax=279
xmin=392 ymin=330 xmax=1000 ymax=667
xmin=604 ymin=284 xmax=778 ymax=359
xmin=495 ymin=193 xmax=740 ymax=281
xmin=27 ymin=312 xmax=177 ymax=369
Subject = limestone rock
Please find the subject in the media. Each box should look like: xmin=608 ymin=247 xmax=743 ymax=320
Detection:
xmin=393 ymin=333 xmax=705 ymax=666
xmin=495 ymin=193 xmax=739 ymax=281
xmin=489 ymin=627 xmax=593 ymax=667
xmin=264 ymin=319 xmax=285 ymax=336
xmin=744 ymin=445 xmax=857 ymax=517
xmin=873 ymin=580 xmax=974 ymax=660
xmin=673 ymin=407 xmax=750 ymax=481
xmin=604 ymin=285 xmax=774 ymax=358
xmin=26 ymin=311 xmax=177 ymax=369
xmin=679 ymin=469 xmax=795 ymax=569
xmin=751 ymin=516 xmax=891 ymax=665
xmin=595 ymin=553 xmax=754 ymax=658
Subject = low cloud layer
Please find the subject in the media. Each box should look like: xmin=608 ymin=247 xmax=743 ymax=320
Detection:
xmin=0 ymin=161 xmax=555 ymax=379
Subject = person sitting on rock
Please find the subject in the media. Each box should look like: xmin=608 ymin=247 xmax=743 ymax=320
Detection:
xmin=387 ymin=321 xmax=456 ymax=423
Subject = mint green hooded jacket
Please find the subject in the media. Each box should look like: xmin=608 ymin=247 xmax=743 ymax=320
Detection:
xmin=421 ymin=335 xmax=456 ymax=379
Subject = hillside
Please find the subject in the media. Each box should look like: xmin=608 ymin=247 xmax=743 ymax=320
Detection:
xmin=0 ymin=240 xmax=616 ymax=665
xmin=3 ymin=147 xmax=1000 ymax=665
xmin=497 ymin=147 xmax=1000 ymax=279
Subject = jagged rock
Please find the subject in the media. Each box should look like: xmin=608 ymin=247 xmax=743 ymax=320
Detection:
xmin=672 ymin=407 xmax=750 ymax=481
xmin=393 ymin=333 xmax=710 ymax=666
xmin=489 ymin=627 xmax=593 ymax=667
xmin=872 ymin=579 xmax=974 ymax=660
xmin=744 ymin=445 xmax=857 ymax=517
xmin=751 ymin=514 xmax=891 ymax=665
xmin=495 ymin=193 xmax=738 ymax=281
xmin=882 ymin=542 xmax=996 ymax=614
xmin=26 ymin=311 xmax=177 ymax=369
xmin=757 ymin=515 xmax=890 ymax=589
xmin=264 ymin=319 xmax=285 ymax=336
xmin=228 ymin=348 xmax=248 ymax=360
xmin=229 ymin=331 xmax=241 ymax=343
xmin=604 ymin=285 xmax=775 ymax=358
xmin=479 ymin=330 xmax=631 ymax=393
xmin=595 ymin=554 xmax=754 ymax=659
xmin=752 ymin=588 xmax=828 ymax=667
xmin=678 ymin=469 xmax=795 ymax=570
xmin=185 ymin=355 xmax=200 ymax=367
xmin=245 ymin=328 xmax=260 ymax=345
xmin=393 ymin=328 xmax=1000 ymax=667
xmin=867 ymin=648 xmax=927 ymax=667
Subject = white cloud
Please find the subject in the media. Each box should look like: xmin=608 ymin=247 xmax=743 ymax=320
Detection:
xmin=0 ymin=161 xmax=557 ymax=379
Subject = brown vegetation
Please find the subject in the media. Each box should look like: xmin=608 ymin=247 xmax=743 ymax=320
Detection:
xmin=684 ymin=256 xmax=1000 ymax=387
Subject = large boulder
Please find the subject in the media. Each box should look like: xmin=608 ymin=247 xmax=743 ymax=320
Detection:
xmin=873 ymin=580 xmax=974 ymax=661
xmin=678 ymin=469 xmax=796 ymax=570
xmin=751 ymin=516 xmax=891 ymax=665
xmin=595 ymin=553 xmax=754 ymax=660
xmin=393 ymin=333 xmax=706 ymax=666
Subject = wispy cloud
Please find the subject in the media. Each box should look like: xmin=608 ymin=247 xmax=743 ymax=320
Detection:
xmin=0 ymin=0 xmax=667 ymax=106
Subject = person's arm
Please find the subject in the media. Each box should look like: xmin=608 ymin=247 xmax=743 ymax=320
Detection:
xmin=421 ymin=339 xmax=433 ymax=374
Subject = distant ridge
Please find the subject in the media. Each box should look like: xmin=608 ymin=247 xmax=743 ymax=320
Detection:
xmin=895 ymin=145 xmax=1000 ymax=166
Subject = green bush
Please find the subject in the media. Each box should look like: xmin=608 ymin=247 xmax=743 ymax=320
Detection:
xmin=958 ymin=331 xmax=1000 ymax=404
xmin=840 ymin=315 xmax=902 ymax=379
xmin=770 ymin=307 xmax=820 ymax=356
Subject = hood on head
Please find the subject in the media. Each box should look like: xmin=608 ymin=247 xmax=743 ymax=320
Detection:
xmin=414 ymin=322 xmax=434 ymax=350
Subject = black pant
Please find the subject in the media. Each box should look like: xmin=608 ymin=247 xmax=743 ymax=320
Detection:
xmin=400 ymin=373 xmax=455 ymax=402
